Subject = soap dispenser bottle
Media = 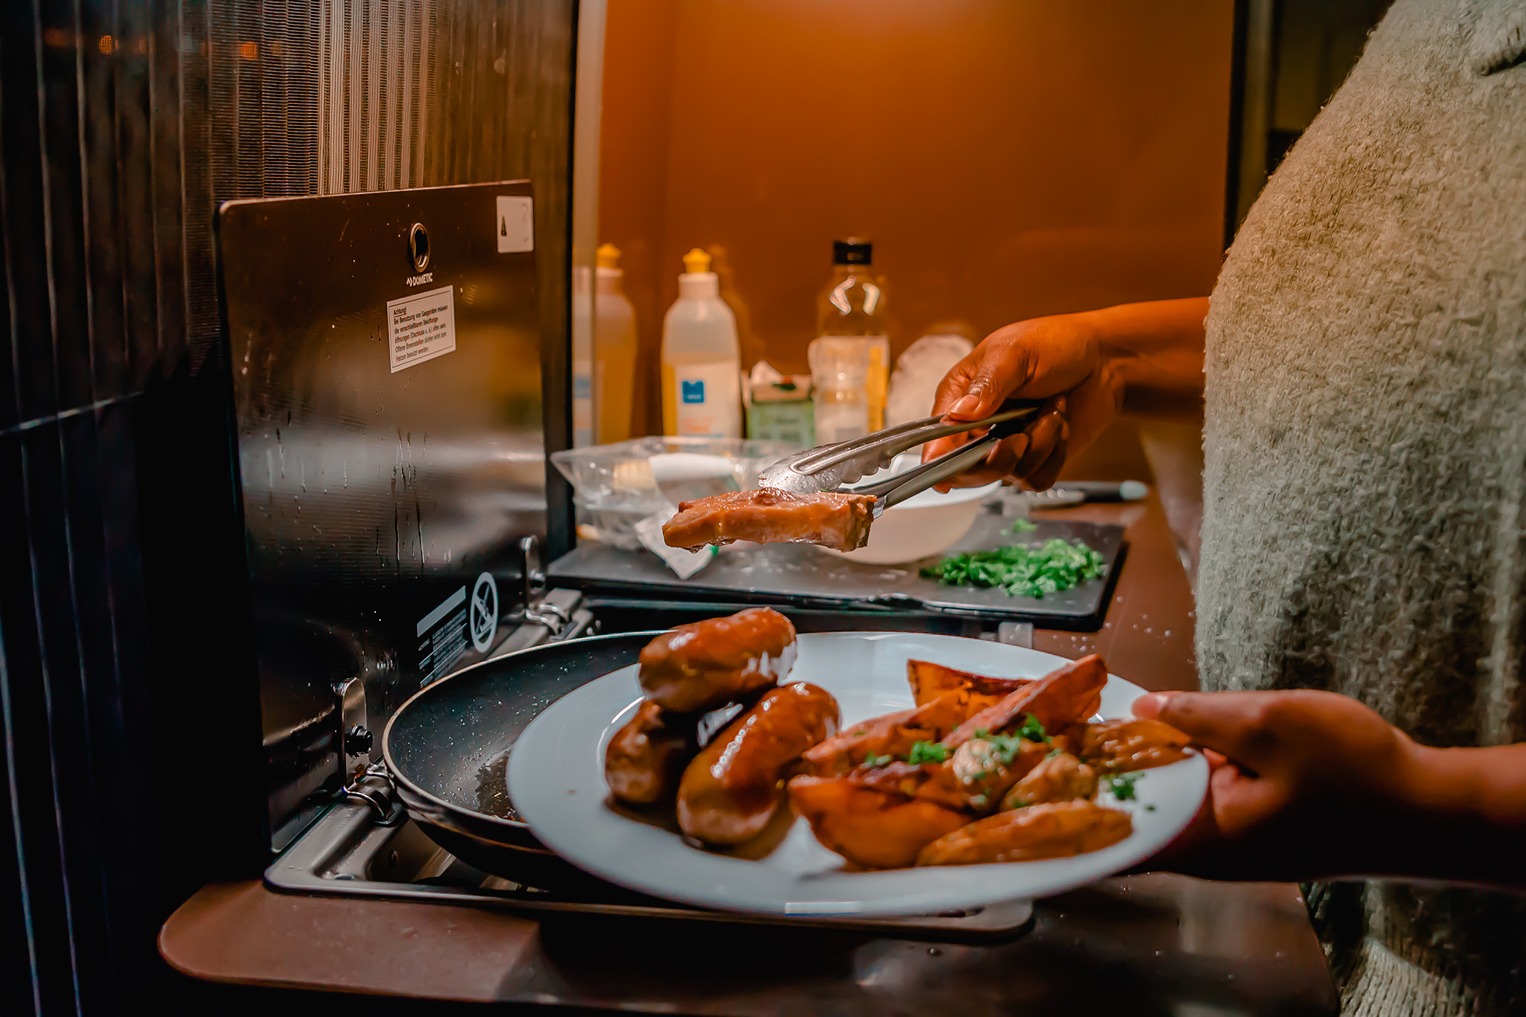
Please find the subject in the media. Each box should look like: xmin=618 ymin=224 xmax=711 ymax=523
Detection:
xmin=660 ymin=248 xmax=741 ymax=439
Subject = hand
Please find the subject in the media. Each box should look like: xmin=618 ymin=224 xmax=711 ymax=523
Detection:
xmin=921 ymin=314 xmax=1124 ymax=490
xmin=1129 ymin=689 xmax=1419 ymax=882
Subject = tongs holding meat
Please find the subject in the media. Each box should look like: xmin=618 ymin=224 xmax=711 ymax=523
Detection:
xmin=661 ymin=402 xmax=1041 ymax=553
xmin=757 ymin=401 xmax=1041 ymax=512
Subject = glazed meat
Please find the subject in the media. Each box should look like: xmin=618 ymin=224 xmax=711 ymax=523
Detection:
xmin=604 ymin=701 xmax=700 ymax=806
xmin=637 ymin=607 xmax=798 ymax=714
xmin=676 ymin=682 xmax=841 ymax=846
xmin=661 ymin=487 xmax=876 ymax=552
xmin=1001 ymin=752 xmax=1098 ymax=810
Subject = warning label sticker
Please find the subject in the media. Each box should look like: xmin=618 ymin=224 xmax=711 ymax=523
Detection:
xmin=416 ymin=585 xmax=468 ymax=688
xmin=387 ymin=284 xmax=456 ymax=374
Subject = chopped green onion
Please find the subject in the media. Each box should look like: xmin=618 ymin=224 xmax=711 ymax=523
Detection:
xmin=1105 ymin=772 xmax=1144 ymax=801
xmin=920 ymin=538 xmax=1106 ymax=599
xmin=906 ymin=741 xmax=950 ymax=765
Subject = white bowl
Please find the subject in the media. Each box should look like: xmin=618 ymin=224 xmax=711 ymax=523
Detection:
xmin=816 ymin=455 xmax=1000 ymax=565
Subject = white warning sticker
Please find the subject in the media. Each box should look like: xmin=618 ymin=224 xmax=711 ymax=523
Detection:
xmin=496 ymin=195 xmax=534 ymax=253
xmin=387 ymin=284 xmax=456 ymax=373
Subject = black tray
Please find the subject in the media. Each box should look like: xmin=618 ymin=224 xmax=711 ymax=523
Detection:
xmin=547 ymin=510 xmax=1125 ymax=631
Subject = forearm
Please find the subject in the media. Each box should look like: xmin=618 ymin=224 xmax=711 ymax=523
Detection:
xmin=1075 ymin=298 xmax=1208 ymax=420
xmin=1384 ymin=740 xmax=1526 ymax=889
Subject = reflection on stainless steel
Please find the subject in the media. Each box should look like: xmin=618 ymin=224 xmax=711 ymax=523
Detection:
xmin=222 ymin=182 xmax=551 ymax=849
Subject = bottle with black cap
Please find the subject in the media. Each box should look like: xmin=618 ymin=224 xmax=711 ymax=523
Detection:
xmin=810 ymin=238 xmax=891 ymax=441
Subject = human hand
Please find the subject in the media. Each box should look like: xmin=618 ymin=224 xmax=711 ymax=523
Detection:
xmin=1129 ymin=689 xmax=1418 ymax=882
xmin=921 ymin=314 xmax=1123 ymax=490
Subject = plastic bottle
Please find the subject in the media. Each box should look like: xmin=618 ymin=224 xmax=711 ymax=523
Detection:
xmin=661 ymin=248 xmax=741 ymax=439
xmin=811 ymin=239 xmax=891 ymax=437
xmin=570 ymin=264 xmax=594 ymax=447
xmin=593 ymin=243 xmax=638 ymax=444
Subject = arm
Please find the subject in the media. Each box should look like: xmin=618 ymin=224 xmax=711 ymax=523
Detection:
xmin=1393 ymin=742 xmax=1526 ymax=889
xmin=1078 ymin=297 xmax=1208 ymax=420
xmin=1134 ymin=689 xmax=1526 ymax=890
xmin=924 ymin=297 xmax=1208 ymax=489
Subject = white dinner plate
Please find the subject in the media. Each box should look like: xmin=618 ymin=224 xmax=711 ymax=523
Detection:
xmin=508 ymin=631 xmax=1207 ymax=917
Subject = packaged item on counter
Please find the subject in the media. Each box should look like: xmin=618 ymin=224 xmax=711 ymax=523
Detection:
xmin=744 ymin=362 xmax=815 ymax=446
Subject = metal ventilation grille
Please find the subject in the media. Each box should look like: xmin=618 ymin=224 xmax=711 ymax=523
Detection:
xmin=0 ymin=2 xmax=573 ymax=1013
xmin=317 ymin=0 xmax=438 ymax=194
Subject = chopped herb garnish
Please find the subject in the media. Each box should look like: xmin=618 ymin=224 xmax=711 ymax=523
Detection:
xmin=1008 ymin=798 xmax=1032 ymax=809
xmin=920 ymin=538 xmax=1106 ymax=599
xmin=1145 ymin=804 xmax=1157 ymax=812
xmin=1105 ymin=772 xmax=1144 ymax=801
xmin=860 ymin=753 xmax=894 ymax=768
xmin=906 ymin=741 xmax=950 ymax=765
xmin=1010 ymin=517 xmax=1037 ymax=533
xmin=985 ymin=732 xmax=1026 ymax=765
xmin=1046 ymin=747 xmax=1064 ymax=759
xmin=970 ymin=794 xmax=990 ymax=809
xmin=1016 ymin=713 xmax=1052 ymax=745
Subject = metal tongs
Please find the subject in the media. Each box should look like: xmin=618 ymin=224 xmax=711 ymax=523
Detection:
xmin=757 ymin=402 xmax=1042 ymax=513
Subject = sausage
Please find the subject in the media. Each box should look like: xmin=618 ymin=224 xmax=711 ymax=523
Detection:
xmin=604 ymin=701 xmax=700 ymax=806
xmin=637 ymin=607 xmax=798 ymax=714
xmin=677 ymin=682 xmax=840 ymax=846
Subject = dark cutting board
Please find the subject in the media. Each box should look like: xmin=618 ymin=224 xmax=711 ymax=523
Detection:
xmin=547 ymin=510 xmax=1126 ymax=631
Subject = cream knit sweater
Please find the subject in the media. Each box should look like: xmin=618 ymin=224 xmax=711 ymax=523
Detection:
xmin=1199 ymin=1 xmax=1526 ymax=1013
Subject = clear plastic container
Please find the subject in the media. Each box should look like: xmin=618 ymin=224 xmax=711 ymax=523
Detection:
xmin=550 ymin=436 xmax=794 ymax=549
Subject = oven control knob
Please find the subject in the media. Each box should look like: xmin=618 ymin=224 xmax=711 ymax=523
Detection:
xmin=346 ymin=725 xmax=373 ymax=755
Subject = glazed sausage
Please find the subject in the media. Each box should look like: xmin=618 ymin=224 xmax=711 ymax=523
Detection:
xmin=677 ymin=682 xmax=840 ymax=846
xmin=637 ymin=607 xmax=798 ymax=714
xmin=604 ymin=701 xmax=700 ymax=806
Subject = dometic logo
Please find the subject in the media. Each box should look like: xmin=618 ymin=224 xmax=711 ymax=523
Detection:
xmin=405 ymin=272 xmax=435 ymax=287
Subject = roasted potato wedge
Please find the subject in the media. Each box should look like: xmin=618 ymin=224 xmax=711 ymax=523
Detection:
xmin=800 ymin=693 xmax=968 ymax=776
xmin=915 ymin=800 xmax=1132 ymax=866
xmin=946 ymin=655 xmax=1107 ymax=749
xmin=907 ymin=659 xmax=1030 ymax=708
xmin=788 ymin=776 xmax=970 ymax=869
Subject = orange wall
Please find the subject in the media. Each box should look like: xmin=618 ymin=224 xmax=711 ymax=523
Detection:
xmin=600 ymin=0 xmax=1234 ymax=432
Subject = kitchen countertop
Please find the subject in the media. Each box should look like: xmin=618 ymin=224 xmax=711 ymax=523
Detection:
xmin=159 ymin=433 xmax=1336 ymax=1014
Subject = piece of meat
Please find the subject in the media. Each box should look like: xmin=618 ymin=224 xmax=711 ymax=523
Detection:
xmin=1078 ymin=718 xmax=1192 ymax=774
xmin=788 ymin=776 xmax=970 ymax=869
xmin=676 ymin=682 xmax=841 ymax=846
xmin=604 ymin=701 xmax=700 ymax=806
xmin=637 ymin=607 xmax=798 ymax=714
xmin=916 ymin=800 xmax=1132 ymax=866
xmin=661 ymin=487 xmax=876 ymax=552
xmin=1001 ymin=752 xmax=1099 ymax=809
xmin=947 ymin=735 xmax=1049 ymax=810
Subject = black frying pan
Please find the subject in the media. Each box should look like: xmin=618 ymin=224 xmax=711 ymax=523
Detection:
xmin=381 ymin=631 xmax=658 ymax=889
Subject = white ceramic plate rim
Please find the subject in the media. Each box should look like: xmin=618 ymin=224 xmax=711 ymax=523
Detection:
xmin=508 ymin=632 xmax=1207 ymax=917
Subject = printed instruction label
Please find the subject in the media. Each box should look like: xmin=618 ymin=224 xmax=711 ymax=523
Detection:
xmin=416 ymin=585 xmax=468 ymax=688
xmin=388 ymin=284 xmax=456 ymax=374
xmin=496 ymin=195 xmax=534 ymax=253
xmin=671 ymin=362 xmax=742 ymax=438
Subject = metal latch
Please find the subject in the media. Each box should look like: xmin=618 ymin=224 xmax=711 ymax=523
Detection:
xmin=336 ymin=675 xmax=372 ymax=783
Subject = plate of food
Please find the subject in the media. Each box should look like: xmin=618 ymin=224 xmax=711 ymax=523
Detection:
xmin=507 ymin=608 xmax=1207 ymax=917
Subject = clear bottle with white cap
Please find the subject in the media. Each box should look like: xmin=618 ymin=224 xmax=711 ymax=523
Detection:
xmin=661 ymin=248 xmax=741 ymax=439
xmin=593 ymin=243 xmax=638 ymax=443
